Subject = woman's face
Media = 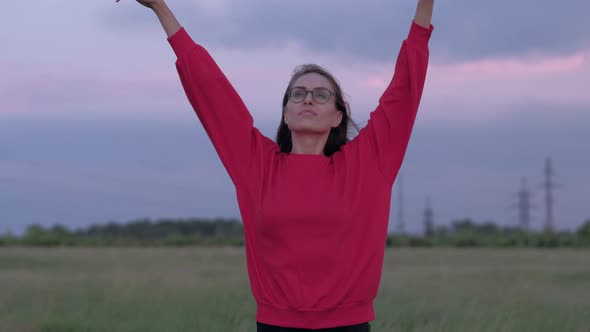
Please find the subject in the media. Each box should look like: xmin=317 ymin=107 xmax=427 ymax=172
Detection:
xmin=283 ymin=73 xmax=342 ymax=135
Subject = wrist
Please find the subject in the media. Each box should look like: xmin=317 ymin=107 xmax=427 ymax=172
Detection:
xmin=151 ymin=1 xmax=167 ymax=15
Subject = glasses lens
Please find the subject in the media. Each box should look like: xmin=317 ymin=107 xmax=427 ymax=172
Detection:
xmin=313 ymin=88 xmax=331 ymax=104
xmin=290 ymin=88 xmax=306 ymax=103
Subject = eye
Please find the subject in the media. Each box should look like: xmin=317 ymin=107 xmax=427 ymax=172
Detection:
xmin=291 ymin=88 xmax=306 ymax=99
xmin=314 ymin=89 xmax=330 ymax=102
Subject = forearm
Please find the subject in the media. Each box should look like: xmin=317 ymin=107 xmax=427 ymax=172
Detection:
xmin=364 ymin=22 xmax=431 ymax=184
xmin=171 ymin=41 xmax=260 ymax=188
xmin=414 ymin=0 xmax=434 ymax=28
xmin=151 ymin=1 xmax=182 ymax=38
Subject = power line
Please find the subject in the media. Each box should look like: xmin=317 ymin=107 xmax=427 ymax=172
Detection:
xmin=423 ymin=197 xmax=434 ymax=237
xmin=396 ymin=173 xmax=405 ymax=235
xmin=543 ymin=158 xmax=559 ymax=232
xmin=516 ymin=177 xmax=532 ymax=231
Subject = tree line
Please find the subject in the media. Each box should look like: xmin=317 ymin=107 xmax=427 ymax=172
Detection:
xmin=1 ymin=218 xmax=590 ymax=248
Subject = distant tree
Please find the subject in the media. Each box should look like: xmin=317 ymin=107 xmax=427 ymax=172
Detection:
xmin=10 ymin=217 xmax=589 ymax=248
xmin=434 ymin=225 xmax=448 ymax=237
xmin=22 ymin=224 xmax=53 ymax=245
xmin=451 ymin=218 xmax=476 ymax=234
xmin=49 ymin=224 xmax=75 ymax=245
xmin=479 ymin=221 xmax=500 ymax=235
xmin=578 ymin=219 xmax=590 ymax=238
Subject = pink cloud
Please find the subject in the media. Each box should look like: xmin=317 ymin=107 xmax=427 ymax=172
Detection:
xmin=428 ymin=49 xmax=590 ymax=106
xmin=450 ymin=52 xmax=586 ymax=79
xmin=181 ymin=45 xmax=590 ymax=126
xmin=0 ymin=93 xmax=15 ymax=113
xmin=350 ymin=49 xmax=590 ymax=123
xmin=104 ymin=72 xmax=178 ymax=91
xmin=0 ymin=62 xmax=183 ymax=115
xmin=364 ymin=76 xmax=389 ymax=90
xmin=2 ymin=45 xmax=588 ymax=126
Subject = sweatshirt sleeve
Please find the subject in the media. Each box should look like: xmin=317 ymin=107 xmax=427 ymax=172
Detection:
xmin=168 ymin=28 xmax=272 ymax=188
xmin=351 ymin=21 xmax=433 ymax=185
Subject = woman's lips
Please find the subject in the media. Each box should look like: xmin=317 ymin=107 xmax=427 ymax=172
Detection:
xmin=299 ymin=109 xmax=317 ymax=116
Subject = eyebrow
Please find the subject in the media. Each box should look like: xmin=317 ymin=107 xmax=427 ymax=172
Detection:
xmin=292 ymin=86 xmax=329 ymax=90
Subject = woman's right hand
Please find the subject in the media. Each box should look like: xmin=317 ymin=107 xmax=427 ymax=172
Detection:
xmin=135 ymin=0 xmax=162 ymax=9
xmin=115 ymin=0 xmax=163 ymax=10
xmin=117 ymin=0 xmax=181 ymax=38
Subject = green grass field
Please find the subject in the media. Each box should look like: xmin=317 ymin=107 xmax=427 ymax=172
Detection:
xmin=1 ymin=247 xmax=589 ymax=332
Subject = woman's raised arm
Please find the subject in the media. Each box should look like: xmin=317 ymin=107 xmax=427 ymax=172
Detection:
xmin=119 ymin=0 xmax=275 ymax=191
xmin=348 ymin=0 xmax=434 ymax=185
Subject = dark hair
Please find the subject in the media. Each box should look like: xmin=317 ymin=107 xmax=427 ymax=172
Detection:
xmin=275 ymin=64 xmax=359 ymax=156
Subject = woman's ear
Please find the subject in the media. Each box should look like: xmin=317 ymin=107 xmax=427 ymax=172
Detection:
xmin=332 ymin=112 xmax=343 ymax=127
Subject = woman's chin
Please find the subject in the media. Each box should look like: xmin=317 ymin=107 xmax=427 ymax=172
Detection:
xmin=289 ymin=125 xmax=328 ymax=135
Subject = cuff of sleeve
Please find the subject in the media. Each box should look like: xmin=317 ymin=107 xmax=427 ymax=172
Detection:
xmin=167 ymin=27 xmax=196 ymax=58
xmin=408 ymin=20 xmax=434 ymax=46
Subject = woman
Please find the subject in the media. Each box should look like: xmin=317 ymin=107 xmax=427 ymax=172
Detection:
xmin=122 ymin=0 xmax=434 ymax=330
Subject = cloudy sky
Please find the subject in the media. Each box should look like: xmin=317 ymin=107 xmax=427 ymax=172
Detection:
xmin=1 ymin=0 xmax=589 ymax=235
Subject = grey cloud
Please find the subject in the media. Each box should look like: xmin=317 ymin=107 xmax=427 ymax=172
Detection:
xmin=4 ymin=102 xmax=588 ymax=235
xmin=101 ymin=0 xmax=590 ymax=62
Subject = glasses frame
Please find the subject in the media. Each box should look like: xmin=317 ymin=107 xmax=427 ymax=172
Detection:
xmin=288 ymin=87 xmax=335 ymax=104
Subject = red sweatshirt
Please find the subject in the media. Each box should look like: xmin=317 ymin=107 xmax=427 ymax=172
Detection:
xmin=168 ymin=21 xmax=433 ymax=329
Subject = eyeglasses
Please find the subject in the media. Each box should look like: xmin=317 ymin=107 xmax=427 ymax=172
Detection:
xmin=288 ymin=87 xmax=334 ymax=104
